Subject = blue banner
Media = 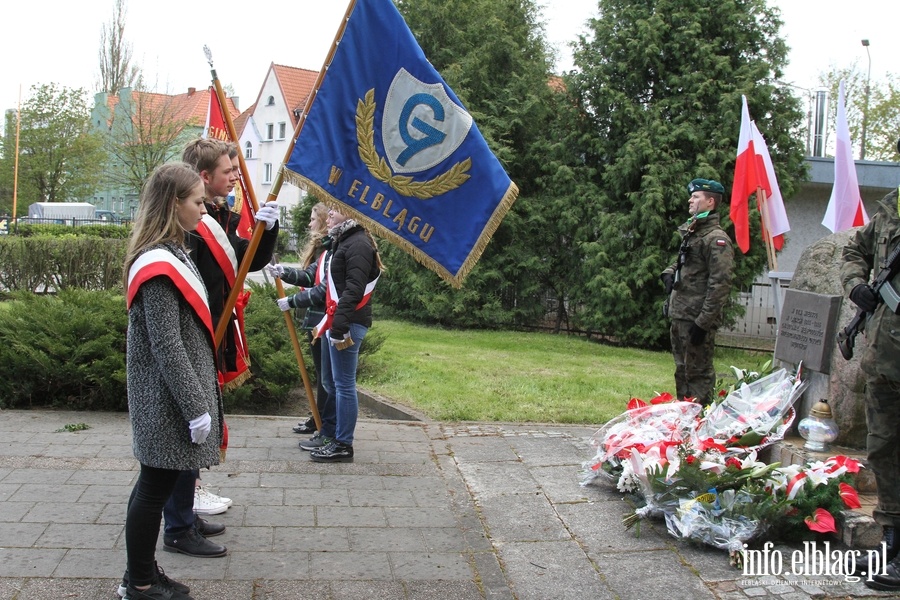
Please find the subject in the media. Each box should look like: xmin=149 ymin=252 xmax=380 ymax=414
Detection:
xmin=283 ymin=0 xmax=518 ymax=288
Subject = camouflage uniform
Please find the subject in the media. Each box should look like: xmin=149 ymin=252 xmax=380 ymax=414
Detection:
xmin=662 ymin=211 xmax=734 ymax=404
xmin=840 ymin=189 xmax=900 ymax=529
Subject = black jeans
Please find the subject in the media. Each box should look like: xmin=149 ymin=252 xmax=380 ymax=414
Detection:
xmin=126 ymin=464 xmax=181 ymax=587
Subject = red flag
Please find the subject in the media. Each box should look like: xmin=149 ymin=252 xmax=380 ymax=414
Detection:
xmin=205 ymin=88 xmax=254 ymax=239
xmin=730 ymin=95 xmax=761 ymax=253
xmin=822 ymin=80 xmax=870 ymax=232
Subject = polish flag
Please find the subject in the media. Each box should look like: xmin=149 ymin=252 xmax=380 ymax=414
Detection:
xmin=822 ymin=80 xmax=869 ymax=232
xmin=750 ymin=121 xmax=790 ymax=250
xmin=731 ymin=96 xmax=758 ymax=253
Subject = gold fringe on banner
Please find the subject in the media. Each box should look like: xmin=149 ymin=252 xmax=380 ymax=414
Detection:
xmin=282 ymin=170 xmax=518 ymax=289
xmin=222 ymin=368 xmax=252 ymax=392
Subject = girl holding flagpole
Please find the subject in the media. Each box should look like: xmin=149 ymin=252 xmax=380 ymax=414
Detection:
xmin=271 ymin=207 xmax=383 ymax=462
xmin=121 ymin=162 xmax=224 ymax=600
xmin=310 ymin=207 xmax=383 ymax=462
xmin=268 ymin=202 xmax=331 ymax=437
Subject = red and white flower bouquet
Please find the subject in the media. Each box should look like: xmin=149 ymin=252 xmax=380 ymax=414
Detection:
xmin=581 ymin=367 xmax=863 ymax=561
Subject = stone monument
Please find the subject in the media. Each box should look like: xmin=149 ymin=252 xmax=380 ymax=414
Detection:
xmin=774 ymin=229 xmax=868 ymax=448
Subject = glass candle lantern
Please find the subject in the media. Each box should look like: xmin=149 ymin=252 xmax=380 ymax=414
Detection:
xmin=797 ymin=399 xmax=839 ymax=452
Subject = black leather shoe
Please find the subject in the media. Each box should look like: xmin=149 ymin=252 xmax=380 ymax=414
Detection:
xmin=163 ymin=528 xmax=227 ymax=558
xmin=851 ymin=526 xmax=898 ymax=575
xmin=195 ymin=517 xmax=226 ymax=537
xmin=293 ymin=418 xmax=316 ymax=434
xmin=310 ymin=440 xmax=354 ymax=463
xmin=866 ymin=553 xmax=900 ymax=591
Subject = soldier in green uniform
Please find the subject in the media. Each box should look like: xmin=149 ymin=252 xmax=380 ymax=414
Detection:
xmin=841 ymin=184 xmax=900 ymax=591
xmin=661 ymin=178 xmax=734 ymax=406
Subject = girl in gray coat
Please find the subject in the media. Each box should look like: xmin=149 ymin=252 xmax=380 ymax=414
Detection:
xmin=121 ymin=162 xmax=224 ymax=600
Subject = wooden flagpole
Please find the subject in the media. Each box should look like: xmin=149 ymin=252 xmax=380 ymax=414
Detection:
xmin=203 ymin=0 xmax=355 ymax=428
xmin=204 ymin=48 xmax=321 ymax=430
xmin=756 ymin=187 xmax=778 ymax=272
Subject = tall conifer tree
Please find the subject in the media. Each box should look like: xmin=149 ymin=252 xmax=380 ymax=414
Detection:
xmin=566 ymin=0 xmax=806 ymax=346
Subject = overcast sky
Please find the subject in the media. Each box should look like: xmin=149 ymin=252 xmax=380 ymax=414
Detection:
xmin=1 ymin=1 xmax=893 ymax=126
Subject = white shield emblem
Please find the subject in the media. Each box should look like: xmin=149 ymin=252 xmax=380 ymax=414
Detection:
xmin=381 ymin=68 xmax=473 ymax=174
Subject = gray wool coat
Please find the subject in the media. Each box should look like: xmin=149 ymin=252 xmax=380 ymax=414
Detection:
xmin=126 ymin=243 xmax=223 ymax=470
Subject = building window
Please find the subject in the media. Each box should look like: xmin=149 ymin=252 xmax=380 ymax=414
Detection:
xmin=266 ymin=95 xmax=275 ymax=106
xmin=266 ymin=123 xmax=274 ymax=140
xmin=245 ymin=141 xmax=253 ymax=159
xmin=278 ymin=122 xmax=286 ymax=139
xmin=264 ymin=163 xmax=273 ymax=184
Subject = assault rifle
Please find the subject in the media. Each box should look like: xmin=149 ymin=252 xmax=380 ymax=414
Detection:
xmin=837 ymin=241 xmax=900 ymax=360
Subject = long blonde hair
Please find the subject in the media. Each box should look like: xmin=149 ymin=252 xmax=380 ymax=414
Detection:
xmin=300 ymin=202 xmax=330 ymax=267
xmin=123 ymin=162 xmax=202 ymax=287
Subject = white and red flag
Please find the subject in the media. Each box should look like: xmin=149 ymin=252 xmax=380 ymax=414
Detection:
xmin=750 ymin=121 xmax=790 ymax=250
xmin=731 ymin=95 xmax=789 ymax=253
xmin=822 ymin=80 xmax=869 ymax=232
xmin=731 ymin=95 xmax=762 ymax=253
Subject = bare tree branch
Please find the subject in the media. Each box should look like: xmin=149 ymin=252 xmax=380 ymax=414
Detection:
xmin=97 ymin=0 xmax=141 ymax=95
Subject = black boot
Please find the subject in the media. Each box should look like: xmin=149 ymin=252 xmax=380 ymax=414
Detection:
xmin=163 ymin=527 xmax=227 ymax=558
xmin=852 ymin=526 xmax=898 ymax=576
xmin=195 ymin=517 xmax=226 ymax=537
xmin=867 ymin=552 xmax=900 ymax=591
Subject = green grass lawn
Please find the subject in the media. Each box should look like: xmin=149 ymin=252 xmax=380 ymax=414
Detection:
xmin=358 ymin=319 xmax=769 ymax=425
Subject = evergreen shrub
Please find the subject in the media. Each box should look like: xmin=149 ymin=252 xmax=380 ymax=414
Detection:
xmin=13 ymin=223 xmax=131 ymax=239
xmin=0 ymin=289 xmax=127 ymax=410
xmin=0 ymin=235 xmax=127 ymax=293
xmin=0 ymin=282 xmax=382 ymax=413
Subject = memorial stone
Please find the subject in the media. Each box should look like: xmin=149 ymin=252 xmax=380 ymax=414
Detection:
xmin=776 ymin=230 xmax=867 ymax=448
xmin=774 ymin=289 xmax=841 ymax=373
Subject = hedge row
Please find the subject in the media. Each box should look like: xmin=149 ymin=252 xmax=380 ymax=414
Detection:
xmin=0 ymin=283 xmax=382 ymax=412
xmin=0 ymin=235 xmax=127 ymax=293
xmin=11 ymin=223 xmax=132 ymax=239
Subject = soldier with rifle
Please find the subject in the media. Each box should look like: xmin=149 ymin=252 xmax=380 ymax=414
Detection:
xmin=840 ymin=168 xmax=900 ymax=591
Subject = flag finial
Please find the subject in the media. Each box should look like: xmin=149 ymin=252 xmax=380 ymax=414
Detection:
xmin=203 ymin=45 xmax=213 ymax=69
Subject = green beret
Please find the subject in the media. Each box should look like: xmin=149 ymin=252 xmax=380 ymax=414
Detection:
xmin=688 ymin=178 xmax=725 ymax=195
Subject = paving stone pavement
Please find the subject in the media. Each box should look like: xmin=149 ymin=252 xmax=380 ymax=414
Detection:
xmin=0 ymin=409 xmax=895 ymax=600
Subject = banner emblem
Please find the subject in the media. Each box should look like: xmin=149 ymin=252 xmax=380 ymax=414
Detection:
xmin=382 ymin=69 xmax=473 ymax=174
xmin=358 ymin=90 xmax=471 ymax=199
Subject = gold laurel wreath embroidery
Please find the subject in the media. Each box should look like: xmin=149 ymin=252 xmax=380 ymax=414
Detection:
xmin=356 ymin=89 xmax=471 ymax=199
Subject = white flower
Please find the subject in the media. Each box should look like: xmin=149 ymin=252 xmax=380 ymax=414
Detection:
xmin=740 ymin=450 xmax=766 ymax=471
xmin=617 ymin=471 xmax=639 ymax=493
xmin=768 ymin=464 xmax=802 ymax=493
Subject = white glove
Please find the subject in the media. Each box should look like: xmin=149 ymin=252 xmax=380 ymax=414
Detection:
xmin=265 ymin=263 xmax=285 ymax=278
xmin=276 ymin=296 xmax=292 ymax=312
xmin=189 ymin=412 xmax=212 ymax=445
xmin=255 ymin=202 xmax=279 ymax=230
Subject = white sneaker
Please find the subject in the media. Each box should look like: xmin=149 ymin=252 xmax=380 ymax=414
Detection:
xmin=193 ymin=486 xmax=229 ymax=515
xmin=197 ymin=485 xmax=232 ymax=507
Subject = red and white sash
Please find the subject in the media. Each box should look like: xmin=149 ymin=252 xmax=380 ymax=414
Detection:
xmin=195 ymin=214 xmax=250 ymax=387
xmin=312 ymin=254 xmax=379 ymax=339
xmin=126 ymin=249 xmax=214 ymax=347
xmin=196 ymin=215 xmax=238 ymax=286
